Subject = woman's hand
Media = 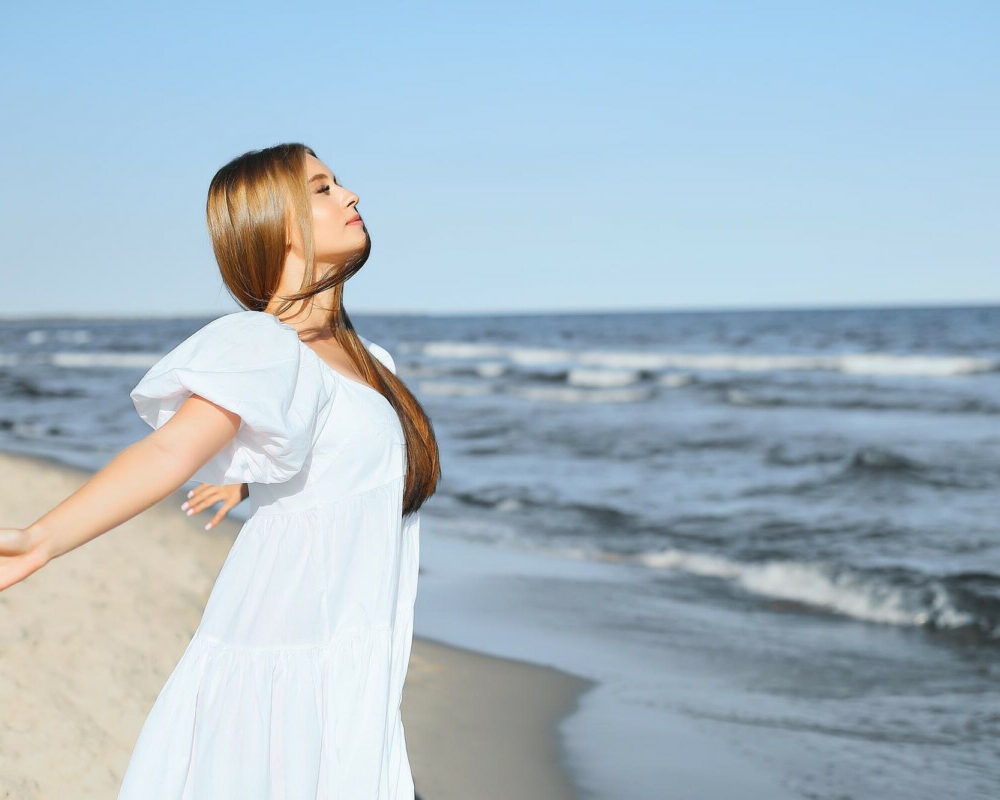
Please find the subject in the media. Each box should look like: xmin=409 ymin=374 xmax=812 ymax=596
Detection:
xmin=181 ymin=482 xmax=249 ymax=530
xmin=0 ymin=526 xmax=50 ymax=592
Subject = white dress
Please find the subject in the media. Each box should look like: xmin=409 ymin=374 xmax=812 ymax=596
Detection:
xmin=118 ymin=309 xmax=420 ymax=799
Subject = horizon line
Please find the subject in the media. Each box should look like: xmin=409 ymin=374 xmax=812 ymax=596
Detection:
xmin=3 ymin=297 xmax=1000 ymax=323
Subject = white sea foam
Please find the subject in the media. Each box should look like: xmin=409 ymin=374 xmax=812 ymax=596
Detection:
xmin=510 ymin=385 xmax=654 ymax=404
xmin=567 ymin=368 xmax=643 ymax=388
xmin=622 ymin=547 xmax=986 ymax=634
xmin=414 ymin=381 xmax=495 ymax=397
xmin=417 ymin=341 xmax=997 ymax=378
xmin=51 ymin=351 xmax=162 ymax=368
xmin=25 ymin=329 xmax=92 ymax=345
xmin=837 ymin=353 xmax=993 ymax=376
xmin=726 ymin=389 xmax=755 ymax=405
xmin=507 ymin=346 xmax=579 ymax=365
xmin=475 ymin=362 xmax=509 ymax=378
xmin=422 ymin=342 xmax=509 ymax=359
xmin=659 ymin=372 xmax=694 ymax=387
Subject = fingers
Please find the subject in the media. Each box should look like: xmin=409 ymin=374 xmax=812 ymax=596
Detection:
xmin=180 ymin=483 xmax=241 ymax=531
xmin=182 ymin=483 xmax=217 ymax=512
xmin=181 ymin=485 xmax=222 ymax=517
xmin=206 ymin=503 xmax=234 ymax=532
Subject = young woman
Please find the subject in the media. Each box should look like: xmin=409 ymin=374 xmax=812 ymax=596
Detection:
xmin=0 ymin=142 xmax=441 ymax=799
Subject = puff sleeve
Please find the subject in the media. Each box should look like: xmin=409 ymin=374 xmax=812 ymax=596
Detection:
xmin=129 ymin=311 xmax=335 ymax=486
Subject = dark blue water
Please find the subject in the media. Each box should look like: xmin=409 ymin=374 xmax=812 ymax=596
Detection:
xmin=2 ymin=305 xmax=998 ymax=799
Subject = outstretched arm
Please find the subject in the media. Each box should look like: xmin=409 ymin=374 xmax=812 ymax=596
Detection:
xmin=0 ymin=393 xmax=243 ymax=591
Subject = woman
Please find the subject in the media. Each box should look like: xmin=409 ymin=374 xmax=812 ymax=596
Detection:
xmin=0 ymin=142 xmax=441 ymax=799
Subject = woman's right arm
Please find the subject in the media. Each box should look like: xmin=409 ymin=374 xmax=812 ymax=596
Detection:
xmin=0 ymin=393 xmax=243 ymax=592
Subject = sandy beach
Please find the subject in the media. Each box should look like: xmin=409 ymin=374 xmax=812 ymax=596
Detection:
xmin=0 ymin=449 xmax=594 ymax=800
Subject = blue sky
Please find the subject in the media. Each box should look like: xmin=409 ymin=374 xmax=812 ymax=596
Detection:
xmin=1 ymin=1 xmax=997 ymax=317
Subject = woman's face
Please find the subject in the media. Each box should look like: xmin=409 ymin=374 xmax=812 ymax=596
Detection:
xmin=289 ymin=153 xmax=367 ymax=264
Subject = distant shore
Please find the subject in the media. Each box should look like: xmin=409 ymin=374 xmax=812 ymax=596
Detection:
xmin=0 ymin=449 xmax=594 ymax=800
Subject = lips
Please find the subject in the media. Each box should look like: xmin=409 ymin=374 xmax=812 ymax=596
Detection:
xmin=347 ymin=214 xmax=362 ymax=224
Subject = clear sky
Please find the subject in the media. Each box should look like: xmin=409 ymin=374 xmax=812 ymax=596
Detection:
xmin=1 ymin=1 xmax=997 ymax=317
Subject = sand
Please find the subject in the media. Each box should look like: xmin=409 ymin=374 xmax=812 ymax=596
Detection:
xmin=0 ymin=449 xmax=594 ymax=800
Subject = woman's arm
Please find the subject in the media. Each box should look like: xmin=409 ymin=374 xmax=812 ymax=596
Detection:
xmin=0 ymin=394 xmax=242 ymax=591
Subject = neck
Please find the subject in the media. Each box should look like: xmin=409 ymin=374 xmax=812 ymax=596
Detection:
xmin=267 ymin=253 xmax=342 ymax=340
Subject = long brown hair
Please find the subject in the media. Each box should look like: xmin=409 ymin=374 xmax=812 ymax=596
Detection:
xmin=205 ymin=142 xmax=440 ymax=515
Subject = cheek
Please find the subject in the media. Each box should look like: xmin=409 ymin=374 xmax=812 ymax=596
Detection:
xmin=311 ymin=199 xmax=333 ymax=226
xmin=310 ymin=203 xmax=345 ymax=250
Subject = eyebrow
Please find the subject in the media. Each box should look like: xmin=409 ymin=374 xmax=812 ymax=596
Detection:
xmin=308 ymin=172 xmax=339 ymax=184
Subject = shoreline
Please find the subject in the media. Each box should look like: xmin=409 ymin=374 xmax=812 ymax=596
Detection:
xmin=0 ymin=448 xmax=595 ymax=800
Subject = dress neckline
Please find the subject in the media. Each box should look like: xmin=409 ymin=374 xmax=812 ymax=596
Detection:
xmin=256 ymin=311 xmax=384 ymax=397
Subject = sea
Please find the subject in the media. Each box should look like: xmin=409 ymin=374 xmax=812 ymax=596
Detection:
xmin=1 ymin=304 xmax=998 ymax=800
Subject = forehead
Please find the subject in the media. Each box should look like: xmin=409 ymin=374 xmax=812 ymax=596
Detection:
xmin=305 ymin=154 xmax=337 ymax=184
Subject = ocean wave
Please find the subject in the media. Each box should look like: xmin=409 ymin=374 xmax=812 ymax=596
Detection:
xmin=659 ymin=372 xmax=695 ymax=387
xmin=505 ymin=384 xmax=655 ymax=404
xmin=51 ymin=351 xmax=160 ymax=369
xmin=409 ymin=380 xmax=494 ymax=398
xmin=764 ymin=443 xmax=845 ymax=467
xmin=846 ymin=445 xmax=928 ymax=475
xmin=0 ymin=350 xmax=159 ymax=369
xmin=629 ymin=548 xmax=1000 ymax=639
xmin=0 ymin=376 xmax=86 ymax=400
xmin=722 ymin=388 xmax=1000 ymax=415
xmin=418 ymin=341 xmax=999 ymax=377
xmin=567 ymin=368 xmax=644 ymax=388
xmin=454 ymin=486 xmax=640 ymax=530
xmin=752 ymin=444 xmax=986 ymax=492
